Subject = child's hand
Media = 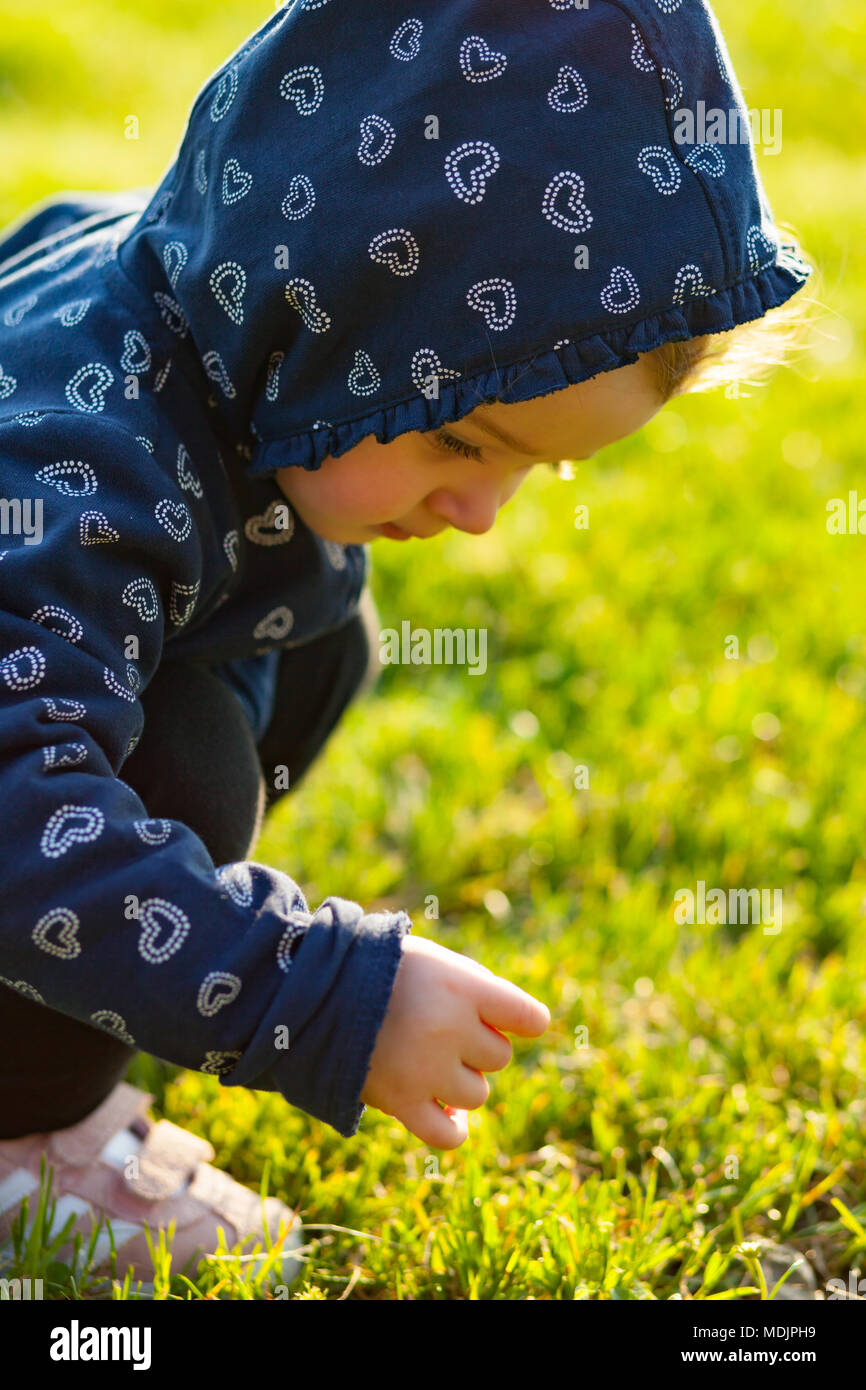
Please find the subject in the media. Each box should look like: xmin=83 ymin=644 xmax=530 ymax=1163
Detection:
xmin=360 ymin=934 xmax=550 ymax=1149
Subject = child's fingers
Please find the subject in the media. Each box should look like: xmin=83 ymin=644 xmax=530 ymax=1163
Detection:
xmin=473 ymin=974 xmax=551 ymax=1038
xmin=462 ymin=1020 xmax=514 ymax=1073
xmin=401 ymin=1099 xmax=469 ymax=1150
xmin=455 ymin=954 xmax=494 ymax=976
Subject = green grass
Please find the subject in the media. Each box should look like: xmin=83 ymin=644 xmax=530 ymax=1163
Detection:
xmin=1 ymin=1 xmax=863 ymax=1300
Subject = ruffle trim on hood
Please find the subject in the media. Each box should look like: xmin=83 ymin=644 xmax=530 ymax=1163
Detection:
xmin=247 ymin=255 xmax=811 ymax=477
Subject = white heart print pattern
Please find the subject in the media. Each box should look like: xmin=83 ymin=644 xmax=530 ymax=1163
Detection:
xmin=43 ymin=743 xmax=87 ymax=772
xmin=4 ymin=294 xmax=37 ymax=328
xmin=547 ymin=65 xmax=589 ymax=113
xmin=685 ymin=143 xmax=726 ymax=178
xmin=201 ymin=1050 xmax=242 ymax=1076
xmin=390 ymin=18 xmax=423 ymax=62
xmin=103 ymin=663 xmax=141 ymax=702
xmin=155 ymin=497 xmax=192 ymax=542
xmin=135 ymin=898 xmax=190 ymax=964
xmin=216 ymin=863 xmax=255 ymax=908
xmin=245 ymin=499 xmax=295 ymax=545
xmin=466 ymin=278 xmax=517 ymax=332
xmin=120 ymin=330 xmax=152 ymax=376
xmin=162 ymin=241 xmax=188 ymax=289
xmin=282 ymin=174 xmax=316 ymax=219
xmin=65 ymin=362 xmax=114 ymax=413
xmin=253 ymin=606 xmax=294 ymax=641
xmin=747 ymin=226 xmax=777 ymax=272
xmin=0 ymin=979 xmax=44 ymax=1004
xmin=673 ymin=264 xmax=715 ymax=303
xmin=0 ymin=365 xmax=17 ymax=400
xmin=631 ymin=23 xmax=656 ymax=73
xmin=40 ymin=804 xmax=105 ymax=858
xmin=197 ymin=970 xmax=242 ymax=1016
xmin=56 ymin=300 xmax=91 ymax=328
xmin=223 ymin=529 xmax=239 ymax=570
xmin=35 ymin=460 xmax=98 ymax=497
xmin=0 ymin=646 xmax=45 ymax=690
xmin=542 ymin=172 xmax=593 ymax=234
xmin=31 ymin=605 xmax=83 ymax=645
xmin=279 ymin=65 xmax=325 ymax=115
xmin=169 ymin=580 xmax=200 ymax=627
xmin=659 ymin=68 xmax=684 ymax=112
xmin=410 ymin=348 xmax=461 ymax=395
xmin=209 ymin=261 xmax=246 ymax=325
xmin=222 ymin=157 xmax=253 ymax=205
xmin=600 ymin=265 xmax=641 ymax=315
xmin=284 ymin=277 xmax=331 ymax=333
xmin=368 ymin=228 xmax=420 ymax=277
xmin=80 ymin=511 xmax=120 ymax=546
xmin=176 ymin=444 xmax=203 ymax=497
xmin=210 ymin=67 xmax=238 ymax=122
xmin=202 ymin=350 xmax=236 ymax=398
xmin=91 ymin=1011 xmax=135 ymax=1045
xmin=134 ymin=818 xmax=173 ymax=845
xmin=458 ymin=35 xmax=508 ymax=83
xmin=358 ymin=115 xmax=396 ymax=167
xmin=348 ymin=349 xmax=381 ymax=395
xmin=276 ymin=914 xmax=311 ymax=971
xmin=41 ymin=696 xmax=86 ymax=722
xmin=0 ymin=647 xmax=44 ymax=692
xmin=32 ymin=907 xmax=81 ymax=960
xmin=638 ymin=146 xmax=682 ymax=196
xmin=153 ymin=291 xmax=188 ymax=337
xmin=445 ymin=141 xmax=501 ymax=205
xmin=265 ymin=351 xmax=284 ymax=401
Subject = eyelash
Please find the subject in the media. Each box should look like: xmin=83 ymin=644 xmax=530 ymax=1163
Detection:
xmin=431 ymin=428 xmax=485 ymax=462
xmin=431 ymin=428 xmax=563 ymax=475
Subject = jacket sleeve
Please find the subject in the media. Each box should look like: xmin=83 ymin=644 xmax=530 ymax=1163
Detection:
xmin=0 ymin=413 xmax=410 ymax=1138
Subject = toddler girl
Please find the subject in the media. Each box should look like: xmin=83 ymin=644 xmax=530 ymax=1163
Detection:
xmin=0 ymin=0 xmax=812 ymax=1289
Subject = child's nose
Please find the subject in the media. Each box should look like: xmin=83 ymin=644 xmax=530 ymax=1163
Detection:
xmin=425 ymin=481 xmax=503 ymax=536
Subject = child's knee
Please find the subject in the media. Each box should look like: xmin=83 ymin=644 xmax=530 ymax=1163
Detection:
xmin=245 ymin=771 xmax=267 ymax=858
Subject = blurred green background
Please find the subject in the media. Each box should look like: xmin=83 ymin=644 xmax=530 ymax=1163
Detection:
xmin=1 ymin=2 xmax=864 ymax=1300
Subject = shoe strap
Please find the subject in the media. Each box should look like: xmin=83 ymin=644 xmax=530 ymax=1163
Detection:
xmin=45 ymin=1082 xmax=154 ymax=1166
xmin=121 ymin=1119 xmax=215 ymax=1202
xmin=186 ymin=1161 xmax=266 ymax=1237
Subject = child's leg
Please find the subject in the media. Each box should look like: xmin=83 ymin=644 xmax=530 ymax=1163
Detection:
xmin=0 ymin=660 xmax=265 ymax=1141
xmin=0 ymin=986 xmax=140 ymax=1141
xmin=257 ymin=601 xmax=377 ymax=808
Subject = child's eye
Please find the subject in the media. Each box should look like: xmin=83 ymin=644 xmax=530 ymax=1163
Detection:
xmin=430 ymin=428 xmax=485 ymax=462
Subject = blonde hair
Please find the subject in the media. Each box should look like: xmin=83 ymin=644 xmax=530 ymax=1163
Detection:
xmin=553 ymin=225 xmax=821 ymax=478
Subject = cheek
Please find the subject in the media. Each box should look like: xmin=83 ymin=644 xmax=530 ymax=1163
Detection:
xmin=321 ymin=445 xmax=423 ymax=515
xmin=278 ymin=437 xmax=430 ymax=521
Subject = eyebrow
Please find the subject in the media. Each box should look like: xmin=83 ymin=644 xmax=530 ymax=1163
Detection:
xmin=468 ymin=409 xmax=541 ymax=458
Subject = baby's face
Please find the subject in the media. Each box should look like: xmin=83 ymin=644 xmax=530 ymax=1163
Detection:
xmin=274 ymin=356 xmax=663 ymax=545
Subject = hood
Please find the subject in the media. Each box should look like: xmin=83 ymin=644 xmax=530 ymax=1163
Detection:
xmin=112 ymin=0 xmax=812 ymax=479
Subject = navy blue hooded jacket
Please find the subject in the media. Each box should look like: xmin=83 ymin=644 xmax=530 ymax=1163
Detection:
xmin=0 ymin=0 xmax=810 ymax=1136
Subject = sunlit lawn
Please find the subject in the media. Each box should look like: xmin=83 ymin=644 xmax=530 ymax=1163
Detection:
xmin=1 ymin=1 xmax=864 ymax=1299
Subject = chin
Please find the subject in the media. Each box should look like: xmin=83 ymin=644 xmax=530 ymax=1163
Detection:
xmin=309 ymin=521 xmax=372 ymax=545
